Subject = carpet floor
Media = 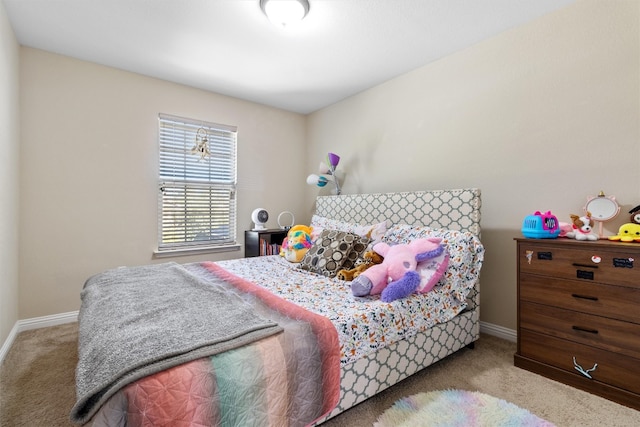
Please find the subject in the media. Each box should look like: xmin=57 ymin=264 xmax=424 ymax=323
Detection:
xmin=1 ymin=323 xmax=639 ymax=426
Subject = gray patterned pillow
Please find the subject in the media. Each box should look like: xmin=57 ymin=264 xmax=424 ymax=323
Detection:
xmin=338 ymin=234 xmax=371 ymax=271
xmin=299 ymin=230 xmax=368 ymax=278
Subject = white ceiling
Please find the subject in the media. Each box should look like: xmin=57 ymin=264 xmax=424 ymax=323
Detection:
xmin=4 ymin=0 xmax=576 ymax=114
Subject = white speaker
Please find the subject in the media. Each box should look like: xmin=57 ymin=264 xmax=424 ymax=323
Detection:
xmin=251 ymin=208 xmax=269 ymax=230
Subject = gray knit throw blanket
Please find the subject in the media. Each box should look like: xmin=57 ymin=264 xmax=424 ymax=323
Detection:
xmin=71 ymin=262 xmax=282 ymax=424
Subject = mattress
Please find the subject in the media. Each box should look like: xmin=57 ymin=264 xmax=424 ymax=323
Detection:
xmin=215 ymin=234 xmax=482 ymax=366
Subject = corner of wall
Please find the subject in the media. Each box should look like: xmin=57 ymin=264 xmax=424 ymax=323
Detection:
xmin=0 ymin=0 xmax=21 ymax=349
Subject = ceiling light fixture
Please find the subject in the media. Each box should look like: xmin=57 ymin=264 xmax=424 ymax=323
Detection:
xmin=260 ymin=0 xmax=310 ymax=28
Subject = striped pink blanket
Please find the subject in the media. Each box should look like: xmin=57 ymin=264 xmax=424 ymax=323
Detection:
xmin=77 ymin=262 xmax=340 ymax=427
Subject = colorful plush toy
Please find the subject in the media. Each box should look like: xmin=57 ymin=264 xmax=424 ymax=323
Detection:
xmin=336 ymin=250 xmax=384 ymax=281
xmin=280 ymin=225 xmax=313 ymax=262
xmin=608 ymin=223 xmax=640 ymax=243
xmin=351 ymin=238 xmax=447 ymax=302
xmin=565 ymin=211 xmax=598 ymax=241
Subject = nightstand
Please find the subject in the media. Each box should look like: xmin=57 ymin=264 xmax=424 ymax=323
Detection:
xmin=244 ymin=229 xmax=288 ymax=257
xmin=514 ymin=237 xmax=640 ymax=410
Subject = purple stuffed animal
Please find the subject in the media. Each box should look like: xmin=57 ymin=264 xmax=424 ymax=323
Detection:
xmin=351 ymin=238 xmax=445 ymax=302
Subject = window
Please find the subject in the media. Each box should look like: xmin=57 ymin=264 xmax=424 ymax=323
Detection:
xmin=157 ymin=113 xmax=237 ymax=253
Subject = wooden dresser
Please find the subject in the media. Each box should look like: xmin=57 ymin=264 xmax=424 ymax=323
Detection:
xmin=514 ymin=238 xmax=640 ymax=410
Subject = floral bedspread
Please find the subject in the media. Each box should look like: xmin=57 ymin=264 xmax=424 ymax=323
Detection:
xmin=216 ymin=238 xmax=483 ymax=366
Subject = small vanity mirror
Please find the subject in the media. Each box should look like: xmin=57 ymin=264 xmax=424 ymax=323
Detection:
xmin=584 ymin=191 xmax=620 ymax=238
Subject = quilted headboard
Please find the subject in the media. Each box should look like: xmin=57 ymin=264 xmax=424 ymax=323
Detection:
xmin=315 ymin=188 xmax=481 ymax=236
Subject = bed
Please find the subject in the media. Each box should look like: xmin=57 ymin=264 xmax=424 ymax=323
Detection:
xmin=71 ymin=188 xmax=484 ymax=426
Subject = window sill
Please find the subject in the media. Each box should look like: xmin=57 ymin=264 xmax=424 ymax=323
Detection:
xmin=153 ymin=244 xmax=241 ymax=258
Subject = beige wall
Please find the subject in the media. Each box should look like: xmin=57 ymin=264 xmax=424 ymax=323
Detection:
xmin=9 ymin=0 xmax=640 ymax=334
xmin=0 ymin=2 xmax=20 ymax=346
xmin=18 ymin=48 xmax=307 ymax=319
xmin=307 ymin=0 xmax=640 ymax=330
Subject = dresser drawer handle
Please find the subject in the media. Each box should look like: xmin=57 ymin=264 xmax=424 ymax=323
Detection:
xmin=573 ymin=356 xmax=598 ymax=379
xmin=572 ymin=325 xmax=599 ymax=334
xmin=571 ymin=293 xmax=599 ymax=301
xmin=572 ymin=263 xmax=598 ymax=269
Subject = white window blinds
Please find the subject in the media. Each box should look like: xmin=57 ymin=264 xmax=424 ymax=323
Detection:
xmin=158 ymin=113 xmax=237 ymax=251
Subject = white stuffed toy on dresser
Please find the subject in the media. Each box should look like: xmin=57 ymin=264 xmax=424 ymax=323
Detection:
xmin=565 ymin=211 xmax=598 ymax=241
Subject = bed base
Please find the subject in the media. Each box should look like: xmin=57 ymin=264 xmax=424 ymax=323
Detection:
xmin=314 ymin=309 xmax=479 ymax=423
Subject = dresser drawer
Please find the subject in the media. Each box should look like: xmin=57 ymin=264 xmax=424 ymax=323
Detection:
xmin=520 ymin=301 xmax=640 ymax=359
xmin=518 ymin=242 xmax=640 ymax=288
xmin=519 ymin=330 xmax=640 ymax=395
xmin=519 ymin=273 xmax=640 ymax=324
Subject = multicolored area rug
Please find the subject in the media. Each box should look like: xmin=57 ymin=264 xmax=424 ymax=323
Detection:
xmin=374 ymin=390 xmax=555 ymax=427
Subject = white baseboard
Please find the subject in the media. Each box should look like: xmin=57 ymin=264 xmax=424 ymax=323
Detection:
xmin=480 ymin=321 xmax=517 ymax=342
xmin=1 ymin=312 xmax=514 ymax=366
xmin=0 ymin=311 xmax=78 ymax=366
xmin=0 ymin=322 xmax=19 ymax=367
xmin=16 ymin=311 xmax=78 ymax=331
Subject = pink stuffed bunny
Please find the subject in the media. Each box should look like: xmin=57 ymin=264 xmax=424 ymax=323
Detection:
xmin=351 ymin=237 xmax=446 ymax=302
